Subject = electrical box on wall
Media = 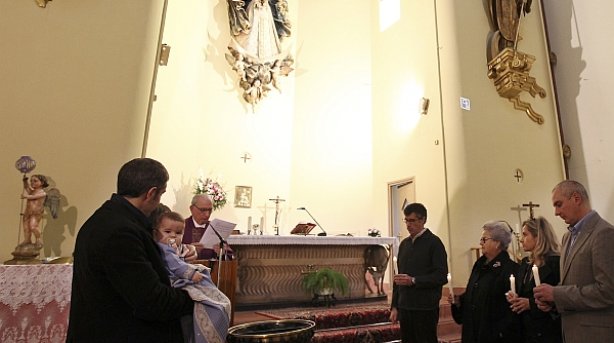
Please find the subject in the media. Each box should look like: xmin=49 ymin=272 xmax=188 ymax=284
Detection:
xmin=460 ymin=97 xmax=471 ymax=111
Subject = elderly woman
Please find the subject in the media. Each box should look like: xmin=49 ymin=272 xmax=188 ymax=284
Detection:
xmin=450 ymin=220 xmax=521 ymax=343
xmin=507 ymin=217 xmax=562 ymax=342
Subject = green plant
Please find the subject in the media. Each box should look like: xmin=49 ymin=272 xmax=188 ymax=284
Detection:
xmin=302 ymin=267 xmax=349 ymax=296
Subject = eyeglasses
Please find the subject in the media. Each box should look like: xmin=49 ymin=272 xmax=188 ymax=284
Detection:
xmin=479 ymin=237 xmax=493 ymax=244
xmin=192 ymin=205 xmax=213 ymax=213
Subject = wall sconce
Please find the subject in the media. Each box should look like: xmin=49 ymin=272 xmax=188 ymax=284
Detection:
xmin=159 ymin=44 xmax=171 ymax=66
xmin=420 ymin=97 xmax=430 ymax=115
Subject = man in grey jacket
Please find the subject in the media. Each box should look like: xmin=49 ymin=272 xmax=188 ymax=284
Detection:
xmin=534 ymin=180 xmax=614 ymax=343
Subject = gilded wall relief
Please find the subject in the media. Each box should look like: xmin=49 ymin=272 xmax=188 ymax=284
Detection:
xmin=485 ymin=0 xmax=546 ymax=124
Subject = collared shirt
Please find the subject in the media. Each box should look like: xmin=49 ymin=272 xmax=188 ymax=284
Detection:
xmin=410 ymin=227 xmax=428 ymax=242
xmin=191 ymin=218 xmax=208 ymax=229
xmin=567 ymin=210 xmax=596 ymax=253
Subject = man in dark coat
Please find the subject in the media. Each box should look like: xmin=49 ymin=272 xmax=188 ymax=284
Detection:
xmin=390 ymin=203 xmax=448 ymax=343
xmin=67 ymin=158 xmax=194 ymax=342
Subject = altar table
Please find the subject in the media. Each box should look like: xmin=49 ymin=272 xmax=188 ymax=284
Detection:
xmin=0 ymin=264 xmax=72 ymax=343
xmin=226 ymin=235 xmax=396 ymax=308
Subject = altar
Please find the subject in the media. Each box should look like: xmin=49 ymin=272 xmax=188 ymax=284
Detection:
xmin=226 ymin=235 xmax=396 ymax=309
xmin=0 ymin=264 xmax=72 ymax=342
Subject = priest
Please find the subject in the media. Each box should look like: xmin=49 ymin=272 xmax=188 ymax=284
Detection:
xmin=183 ymin=194 xmax=233 ymax=260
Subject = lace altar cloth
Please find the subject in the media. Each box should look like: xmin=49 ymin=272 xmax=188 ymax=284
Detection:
xmin=0 ymin=264 xmax=72 ymax=343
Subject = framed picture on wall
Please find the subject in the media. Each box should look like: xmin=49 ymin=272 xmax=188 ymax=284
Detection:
xmin=234 ymin=186 xmax=252 ymax=208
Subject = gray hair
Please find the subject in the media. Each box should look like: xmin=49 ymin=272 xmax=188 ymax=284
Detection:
xmin=482 ymin=220 xmax=513 ymax=249
xmin=191 ymin=194 xmax=212 ymax=206
xmin=553 ymin=180 xmax=590 ymax=202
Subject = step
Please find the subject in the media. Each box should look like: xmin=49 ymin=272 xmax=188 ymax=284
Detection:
xmin=312 ymin=322 xmax=400 ymax=343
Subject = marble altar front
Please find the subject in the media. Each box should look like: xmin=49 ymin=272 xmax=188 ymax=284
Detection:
xmin=226 ymin=235 xmax=396 ymax=308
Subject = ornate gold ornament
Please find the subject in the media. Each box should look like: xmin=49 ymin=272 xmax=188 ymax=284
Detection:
xmin=485 ymin=0 xmax=546 ymax=124
xmin=35 ymin=0 xmax=52 ymax=8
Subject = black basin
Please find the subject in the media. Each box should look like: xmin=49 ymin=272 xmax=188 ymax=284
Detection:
xmin=227 ymin=319 xmax=316 ymax=343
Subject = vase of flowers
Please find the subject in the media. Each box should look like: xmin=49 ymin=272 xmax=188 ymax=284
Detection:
xmin=194 ymin=177 xmax=227 ymax=210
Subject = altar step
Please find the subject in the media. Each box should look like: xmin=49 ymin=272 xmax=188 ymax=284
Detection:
xmin=251 ymin=297 xmax=461 ymax=342
xmin=235 ymin=287 xmax=462 ymax=343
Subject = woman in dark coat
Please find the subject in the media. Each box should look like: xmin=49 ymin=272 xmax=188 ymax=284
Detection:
xmin=450 ymin=220 xmax=521 ymax=343
xmin=507 ymin=217 xmax=562 ymax=342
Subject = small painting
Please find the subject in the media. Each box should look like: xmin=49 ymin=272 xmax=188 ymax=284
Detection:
xmin=234 ymin=186 xmax=252 ymax=208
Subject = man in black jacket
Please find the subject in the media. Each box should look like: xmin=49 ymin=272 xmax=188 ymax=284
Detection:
xmin=67 ymin=158 xmax=194 ymax=342
xmin=390 ymin=203 xmax=448 ymax=343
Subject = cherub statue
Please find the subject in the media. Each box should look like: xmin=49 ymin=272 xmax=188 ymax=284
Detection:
xmin=20 ymin=174 xmax=60 ymax=248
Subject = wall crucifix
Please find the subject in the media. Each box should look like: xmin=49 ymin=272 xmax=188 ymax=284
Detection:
xmin=522 ymin=201 xmax=540 ymax=219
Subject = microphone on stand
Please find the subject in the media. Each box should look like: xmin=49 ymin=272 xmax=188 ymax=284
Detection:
xmin=297 ymin=207 xmax=327 ymax=236
xmin=208 ymin=222 xmax=229 ymax=288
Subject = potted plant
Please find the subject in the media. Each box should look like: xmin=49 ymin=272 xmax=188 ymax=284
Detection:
xmin=302 ymin=267 xmax=349 ymax=297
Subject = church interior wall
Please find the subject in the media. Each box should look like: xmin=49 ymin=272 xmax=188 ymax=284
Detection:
xmin=431 ymin=0 xmax=566 ymax=284
xmin=0 ymin=0 xmax=165 ymax=261
xmin=370 ymin=0 xmax=449 ymax=261
xmin=542 ymin=0 xmax=614 ymax=222
xmin=1 ymin=0 xmax=599 ymax=293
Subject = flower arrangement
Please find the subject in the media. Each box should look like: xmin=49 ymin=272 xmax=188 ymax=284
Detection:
xmin=367 ymin=228 xmax=381 ymax=237
xmin=194 ymin=177 xmax=227 ymax=210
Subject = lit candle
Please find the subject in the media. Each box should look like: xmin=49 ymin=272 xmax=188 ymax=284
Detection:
xmin=447 ymin=273 xmax=454 ymax=303
xmin=247 ymin=216 xmax=252 ymax=233
xmin=532 ymin=264 xmax=541 ymax=286
xmin=509 ymin=274 xmax=516 ymax=294
xmin=393 ymin=256 xmax=398 ymax=274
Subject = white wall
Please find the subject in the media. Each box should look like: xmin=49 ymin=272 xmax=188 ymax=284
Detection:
xmin=147 ymin=0 xmax=377 ymax=235
xmin=543 ymin=0 xmax=614 ymax=220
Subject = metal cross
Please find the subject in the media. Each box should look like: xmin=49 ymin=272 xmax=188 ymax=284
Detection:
xmin=269 ymin=196 xmax=285 ymax=236
xmin=510 ymin=204 xmax=528 ymax=228
xmin=522 ymin=201 xmax=540 ymax=220
xmin=241 ymin=153 xmax=251 ymax=163
xmin=513 ymin=169 xmax=524 ymax=183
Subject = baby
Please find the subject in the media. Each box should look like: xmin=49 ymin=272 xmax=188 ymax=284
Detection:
xmin=152 ymin=207 xmax=231 ymax=343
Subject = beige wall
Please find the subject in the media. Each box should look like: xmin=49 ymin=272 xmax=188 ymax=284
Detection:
xmin=0 ymin=0 xmax=165 ymax=261
xmin=437 ymin=0 xmax=565 ymax=283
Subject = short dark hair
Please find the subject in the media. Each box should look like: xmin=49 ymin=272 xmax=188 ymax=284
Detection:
xmin=117 ymin=158 xmax=168 ymax=197
xmin=403 ymin=202 xmax=427 ymax=220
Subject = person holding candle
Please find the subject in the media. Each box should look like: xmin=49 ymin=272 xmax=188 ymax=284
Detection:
xmin=533 ymin=180 xmax=614 ymax=343
xmin=450 ymin=220 xmax=521 ymax=343
xmin=390 ymin=203 xmax=448 ymax=343
xmin=507 ymin=216 xmax=562 ymax=342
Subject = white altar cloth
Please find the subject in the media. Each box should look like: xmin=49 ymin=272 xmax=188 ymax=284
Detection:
xmin=227 ymin=235 xmax=397 ymax=246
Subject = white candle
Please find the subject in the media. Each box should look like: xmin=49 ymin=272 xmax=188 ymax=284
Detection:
xmin=447 ymin=273 xmax=454 ymax=303
xmin=393 ymin=256 xmax=398 ymax=274
xmin=532 ymin=264 xmax=541 ymax=286
xmin=260 ymin=217 xmax=264 ymax=233
xmin=509 ymin=274 xmax=516 ymax=294
xmin=247 ymin=216 xmax=252 ymax=232
xmin=515 ymin=224 xmax=520 ymax=233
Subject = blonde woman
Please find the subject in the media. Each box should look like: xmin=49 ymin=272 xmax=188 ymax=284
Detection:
xmin=507 ymin=217 xmax=562 ymax=342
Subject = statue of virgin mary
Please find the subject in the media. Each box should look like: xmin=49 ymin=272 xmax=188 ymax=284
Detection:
xmin=227 ymin=0 xmax=291 ymax=64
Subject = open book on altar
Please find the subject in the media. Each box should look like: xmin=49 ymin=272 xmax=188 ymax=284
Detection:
xmin=199 ymin=219 xmax=236 ymax=249
xmin=291 ymin=222 xmax=317 ymax=235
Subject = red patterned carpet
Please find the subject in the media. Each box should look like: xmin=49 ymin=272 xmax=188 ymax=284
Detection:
xmin=255 ymin=302 xmax=401 ymax=342
xmin=256 ymin=302 xmax=391 ymax=330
